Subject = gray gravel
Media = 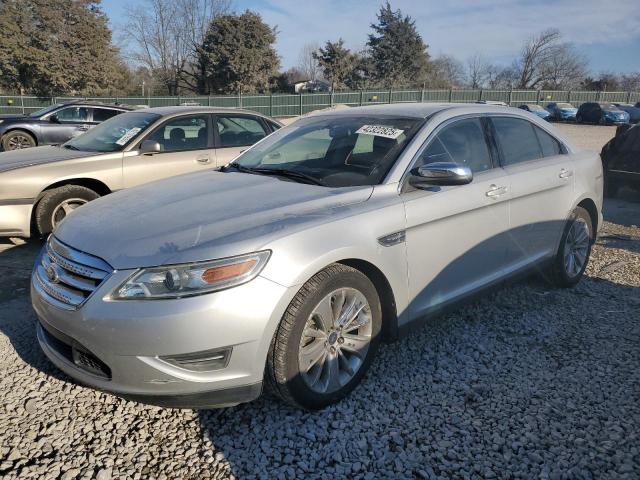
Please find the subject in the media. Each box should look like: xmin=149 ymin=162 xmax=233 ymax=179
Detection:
xmin=1 ymin=124 xmax=639 ymax=479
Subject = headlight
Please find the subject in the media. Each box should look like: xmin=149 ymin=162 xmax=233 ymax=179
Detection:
xmin=111 ymin=251 xmax=271 ymax=299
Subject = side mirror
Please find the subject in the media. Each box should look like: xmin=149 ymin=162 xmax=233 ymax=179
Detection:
xmin=139 ymin=139 xmax=161 ymax=155
xmin=409 ymin=162 xmax=473 ymax=188
xmin=49 ymin=114 xmax=60 ymax=124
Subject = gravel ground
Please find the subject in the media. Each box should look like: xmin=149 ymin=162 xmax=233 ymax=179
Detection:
xmin=1 ymin=125 xmax=638 ymax=479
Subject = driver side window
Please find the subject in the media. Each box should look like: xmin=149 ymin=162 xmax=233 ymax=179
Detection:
xmin=416 ymin=117 xmax=492 ymax=173
xmin=55 ymin=107 xmax=89 ymax=123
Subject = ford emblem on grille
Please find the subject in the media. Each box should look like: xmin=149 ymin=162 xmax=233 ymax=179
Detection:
xmin=45 ymin=264 xmax=60 ymax=284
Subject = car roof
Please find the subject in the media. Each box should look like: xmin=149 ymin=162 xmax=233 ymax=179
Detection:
xmin=134 ymin=106 xmax=276 ymax=118
xmin=304 ymin=102 xmax=523 ymax=119
xmin=61 ymin=100 xmax=133 ymax=110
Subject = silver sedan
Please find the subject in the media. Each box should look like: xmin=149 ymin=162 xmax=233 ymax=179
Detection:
xmin=32 ymin=103 xmax=603 ymax=410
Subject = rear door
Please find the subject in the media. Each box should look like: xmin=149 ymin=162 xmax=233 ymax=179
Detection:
xmin=402 ymin=116 xmax=511 ymax=319
xmin=122 ymin=114 xmax=214 ymax=188
xmin=490 ymin=116 xmax=574 ymax=268
xmin=41 ymin=106 xmax=92 ymax=144
xmin=213 ymin=114 xmax=270 ymax=167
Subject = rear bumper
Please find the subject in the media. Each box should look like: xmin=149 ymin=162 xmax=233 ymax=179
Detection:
xmin=0 ymin=203 xmax=32 ymax=237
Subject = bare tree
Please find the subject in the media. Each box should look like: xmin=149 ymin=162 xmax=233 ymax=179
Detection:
xmin=542 ymin=43 xmax=588 ymax=89
xmin=467 ymin=53 xmax=489 ymax=88
xmin=619 ymin=72 xmax=640 ymax=92
xmin=297 ymin=43 xmax=322 ymax=81
xmin=428 ymin=54 xmax=465 ymax=88
xmin=126 ymin=0 xmax=230 ymax=94
xmin=516 ymin=29 xmax=561 ymax=89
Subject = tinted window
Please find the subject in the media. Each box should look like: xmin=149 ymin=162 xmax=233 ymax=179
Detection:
xmin=417 ymin=118 xmax=492 ymax=173
xmin=147 ymin=115 xmax=209 ymax=152
xmin=92 ymin=108 xmax=121 ymax=122
xmin=55 ymin=106 xmax=89 ymax=122
xmin=217 ymin=116 xmax=267 ymax=147
xmin=534 ymin=126 xmax=563 ymax=157
xmin=492 ymin=117 xmax=541 ymax=165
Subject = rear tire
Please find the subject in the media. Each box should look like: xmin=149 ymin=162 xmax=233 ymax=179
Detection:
xmin=547 ymin=206 xmax=593 ymax=288
xmin=576 ymin=114 xmax=583 ymax=123
xmin=2 ymin=130 xmax=36 ymax=150
xmin=34 ymin=185 xmax=99 ymax=236
xmin=266 ymin=264 xmax=382 ymax=410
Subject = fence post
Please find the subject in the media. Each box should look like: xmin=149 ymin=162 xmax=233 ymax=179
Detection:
xmin=627 ymin=91 xmax=632 ymax=103
xmin=596 ymin=90 xmax=601 ymax=102
xmin=20 ymin=94 xmax=25 ymax=115
xmin=208 ymin=96 xmax=211 ymax=106
xmin=299 ymin=93 xmax=303 ymax=115
xmin=330 ymin=91 xmax=334 ymax=107
xmin=269 ymin=94 xmax=273 ymax=117
xmin=177 ymin=95 xmax=181 ymax=106
xmin=420 ymin=88 xmax=424 ymax=103
xmin=508 ymin=89 xmax=512 ymax=105
xmin=52 ymin=97 xmax=57 ymax=106
xmin=567 ymin=91 xmax=572 ymax=103
xmin=479 ymin=89 xmax=484 ymax=101
xmin=388 ymin=87 xmax=392 ymax=104
xmin=359 ymin=90 xmax=363 ymax=106
xmin=449 ymin=89 xmax=452 ymax=103
xmin=239 ymin=92 xmax=242 ymax=108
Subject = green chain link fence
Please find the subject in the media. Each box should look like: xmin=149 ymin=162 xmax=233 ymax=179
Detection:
xmin=1 ymin=89 xmax=639 ymax=117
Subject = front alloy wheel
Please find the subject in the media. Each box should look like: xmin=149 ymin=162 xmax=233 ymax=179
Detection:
xmin=267 ymin=264 xmax=382 ymax=410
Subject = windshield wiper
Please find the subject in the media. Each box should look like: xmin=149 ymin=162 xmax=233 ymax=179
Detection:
xmin=247 ymin=167 xmax=325 ymax=186
xmin=223 ymin=164 xmax=325 ymax=186
xmin=63 ymin=144 xmax=80 ymax=150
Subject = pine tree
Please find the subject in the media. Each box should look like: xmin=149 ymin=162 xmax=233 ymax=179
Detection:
xmin=313 ymin=40 xmax=355 ymax=91
xmin=367 ymin=2 xmax=430 ymax=87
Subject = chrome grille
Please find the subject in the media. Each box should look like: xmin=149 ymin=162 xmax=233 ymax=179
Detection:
xmin=33 ymin=236 xmax=112 ymax=310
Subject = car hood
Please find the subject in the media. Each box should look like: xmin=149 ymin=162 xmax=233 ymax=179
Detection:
xmin=0 ymin=114 xmax=27 ymax=120
xmin=0 ymin=146 xmax=98 ymax=174
xmin=560 ymin=108 xmax=578 ymax=113
xmin=54 ymin=171 xmax=374 ymax=269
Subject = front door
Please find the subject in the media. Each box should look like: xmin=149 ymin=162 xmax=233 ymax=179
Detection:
xmin=402 ymin=117 xmax=511 ymax=319
xmin=123 ymin=114 xmax=214 ymax=188
xmin=490 ymin=116 xmax=575 ymax=268
xmin=41 ymin=106 xmax=91 ymax=144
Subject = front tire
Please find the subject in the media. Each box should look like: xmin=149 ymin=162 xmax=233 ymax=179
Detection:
xmin=548 ymin=206 xmax=593 ymax=288
xmin=267 ymin=264 xmax=382 ymax=410
xmin=2 ymin=130 xmax=36 ymax=150
xmin=34 ymin=185 xmax=99 ymax=236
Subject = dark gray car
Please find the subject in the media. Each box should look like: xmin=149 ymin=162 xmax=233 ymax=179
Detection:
xmin=0 ymin=101 xmax=132 ymax=151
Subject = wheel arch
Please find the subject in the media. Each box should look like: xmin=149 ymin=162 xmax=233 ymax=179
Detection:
xmin=336 ymin=258 xmax=399 ymax=342
xmin=1 ymin=127 xmax=39 ymax=146
xmin=576 ymin=197 xmax=599 ymax=237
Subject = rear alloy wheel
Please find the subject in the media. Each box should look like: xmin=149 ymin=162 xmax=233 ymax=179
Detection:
xmin=267 ymin=264 xmax=381 ymax=410
xmin=2 ymin=130 xmax=36 ymax=150
xmin=548 ymin=206 xmax=593 ymax=287
xmin=35 ymin=185 xmax=100 ymax=236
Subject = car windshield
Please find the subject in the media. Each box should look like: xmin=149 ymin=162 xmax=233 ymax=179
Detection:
xmin=600 ymin=103 xmax=618 ymax=111
xmin=556 ymin=103 xmax=574 ymax=109
xmin=63 ymin=112 xmax=160 ymax=153
xmin=228 ymin=115 xmax=424 ymax=187
xmin=29 ymin=104 xmax=62 ymax=117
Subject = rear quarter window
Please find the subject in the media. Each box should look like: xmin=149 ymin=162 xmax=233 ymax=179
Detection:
xmin=534 ymin=126 xmax=564 ymax=157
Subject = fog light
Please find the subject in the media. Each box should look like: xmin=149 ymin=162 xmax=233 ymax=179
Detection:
xmin=160 ymin=347 xmax=231 ymax=372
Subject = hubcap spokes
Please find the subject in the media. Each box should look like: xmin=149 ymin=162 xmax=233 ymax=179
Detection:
xmin=51 ymin=198 xmax=88 ymax=227
xmin=8 ymin=135 xmax=31 ymax=149
xmin=563 ymin=218 xmax=590 ymax=278
xmin=299 ymin=287 xmax=372 ymax=394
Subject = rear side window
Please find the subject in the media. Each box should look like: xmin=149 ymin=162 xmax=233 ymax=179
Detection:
xmin=416 ymin=118 xmax=492 ymax=173
xmin=216 ymin=116 xmax=267 ymax=147
xmin=492 ymin=117 xmax=541 ymax=166
xmin=534 ymin=126 xmax=563 ymax=157
xmin=92 ymin=108 xmax=121 ymax=122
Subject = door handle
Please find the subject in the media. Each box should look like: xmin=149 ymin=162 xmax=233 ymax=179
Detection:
xmin=196 ymin=155 xmax=211 ymax=164
xmin=485 ymin=184 xmax=507 ymax=198
xmin=77 ymin=124 xmax=90 ymax=131
xmin=559 ymin=168 xmax=573 ymax=179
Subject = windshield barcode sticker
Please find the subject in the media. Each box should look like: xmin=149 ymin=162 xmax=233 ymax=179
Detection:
xmin=115 ymin=127 xmax=142 ymax=146
xmin=356 ymin=125 xmax=404 ymax=139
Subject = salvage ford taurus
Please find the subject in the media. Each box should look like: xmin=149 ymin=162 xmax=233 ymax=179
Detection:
xmin=32 ymin=103 xmax=603 ymax=410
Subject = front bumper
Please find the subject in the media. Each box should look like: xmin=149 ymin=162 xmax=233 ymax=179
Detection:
xmin=0 ymin=203 xmax=33 ymax=237
xmin=32 ymin=261 xmax=297 ymax=408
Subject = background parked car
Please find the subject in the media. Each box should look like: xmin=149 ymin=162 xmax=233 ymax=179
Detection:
xmin=613 ymin=103 xmax=640 ymax=123
xmin=0 ymin=106 xmax=282 ymax=237
xmin=600 ymin=123 xmax=640 ymax=196
xmin=0 ymin=101 xmax=132 ymax=151
xmin=545 ymin=102 xmax=578 ymax=121
xmin=518 ymin=104 xmax=551 ymax=120
xmin=576 ymin=102 xmax=630 ymax=125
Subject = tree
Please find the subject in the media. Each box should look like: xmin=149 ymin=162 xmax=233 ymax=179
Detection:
xmin=297 ymin=43 xmax=322 ymax=81
xmin=126 ymin=0 xmax=230 ymax=95
xmin=467 ymin=53 xmax=489 ymax=89
xmin=0 ymin=0 xmax=125 ymax=96
xmin=313 ymin=39 xmax=356 ymax=90
xmin=367 ymin=2 xmax=430 ymax=87
xmin=198 ymin=11 xmax=280 ymax=94
xmin=541 ymin=43 xmax=587 ymax=89
xmin=427 ymin=54 xmax=465 ymax=88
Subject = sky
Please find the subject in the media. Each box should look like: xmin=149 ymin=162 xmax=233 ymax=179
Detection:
xmin=102 ymin=0 xmax=640 ymax=74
